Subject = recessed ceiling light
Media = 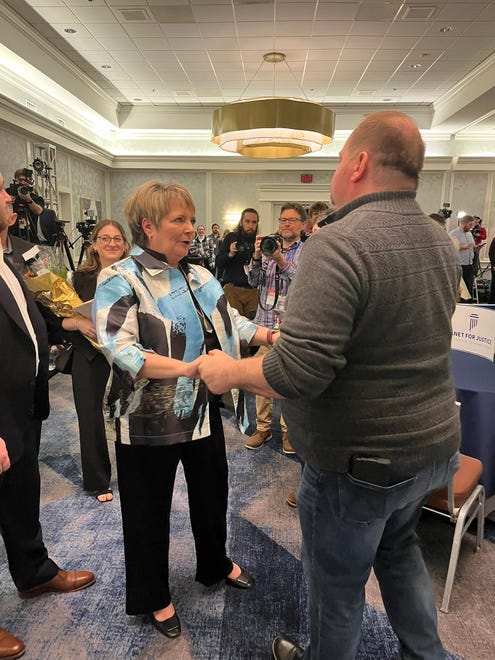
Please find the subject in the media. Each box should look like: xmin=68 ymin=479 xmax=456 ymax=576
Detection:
xmin=439 ymin=25 xmax=454 ymax=33
xmin=64 ymin=28 xmax=77 ymax=34
xmin=410 ymin=63 xmax=422 ymax=69
xmin=101 ymin=65 xmax=112 ymax=69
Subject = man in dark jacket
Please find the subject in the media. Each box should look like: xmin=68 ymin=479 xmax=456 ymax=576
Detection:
xmin=0 ymin=172 xmax=96 ymax=659
xmin=215 ymin=208 xmax=259 ymax=318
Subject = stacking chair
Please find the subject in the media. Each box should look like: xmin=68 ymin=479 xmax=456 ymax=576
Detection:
xmin=423 ymin=453 xmax=485 ymax=613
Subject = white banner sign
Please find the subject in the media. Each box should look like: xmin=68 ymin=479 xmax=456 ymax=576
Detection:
xmin=451 ymin=305 xmax=495 ymax=361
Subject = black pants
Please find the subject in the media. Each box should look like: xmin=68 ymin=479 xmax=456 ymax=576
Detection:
xmin=462 ymin=264 xmax=475 ymax=296
xmin=0 ymin=420 xmax=58 ymax=591
xmin=490 ymin=270 xmax=495 ymax=304
xmin=115 ymin=405 xmax=232 ymax=615
xmin=71 ymin=349 xmax=111 ymax=492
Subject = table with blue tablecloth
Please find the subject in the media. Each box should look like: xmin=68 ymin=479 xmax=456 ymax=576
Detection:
xmin=450 ymin=305 xmax=495 ymax=512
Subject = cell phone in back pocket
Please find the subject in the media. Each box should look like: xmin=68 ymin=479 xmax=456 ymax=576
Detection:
xmin=350 ymin=456 xmax=391 ymax=486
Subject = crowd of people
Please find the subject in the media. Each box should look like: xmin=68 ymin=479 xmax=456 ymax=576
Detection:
xmin=1 ymin=108 xmax=493 ymax=659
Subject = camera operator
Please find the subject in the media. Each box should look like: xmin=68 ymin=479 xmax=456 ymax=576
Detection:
xmin=8 ymin=168 xmax=46 ymax=244
xmin=244 ymin=202 xmax=307 ymax=462
xmin=215 ymin=208 xmax=259 ymax=318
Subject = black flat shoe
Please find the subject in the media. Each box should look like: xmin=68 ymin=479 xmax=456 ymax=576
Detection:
xmin=151 ymin=612 xmax=181 ymax=638
xmin=272 ymin=635 xmax=305 ymax=660
xmin=225 ymin=567 xmax=254 ymax=590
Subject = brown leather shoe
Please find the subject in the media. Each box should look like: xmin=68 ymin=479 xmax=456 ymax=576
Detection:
xmin=286 ymin=491 xmax=297 ymax=508
xmin=245 ymin=429 xmax=271 ymax=450
xmin=0 ymin=628 xmax=25 ymax=659
xmin=282 ymin=432 xmax=296 ymax=455
xmin=18 ymin=569 xmax=96 ymax=599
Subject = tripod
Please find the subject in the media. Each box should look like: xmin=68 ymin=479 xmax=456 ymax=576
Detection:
xmin=13 ymin=205 xmax=42 ymax=244
xmin=53 ymin=227 xmax=75 ymax=272
xmin=70 ymin=233 xmax=92 ymax=268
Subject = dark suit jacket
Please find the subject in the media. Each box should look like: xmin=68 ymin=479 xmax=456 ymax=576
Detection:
xmin=0 ymin=260 xmax=49 ymax=465
xmin=4 ymin=234 xmax=36 ymax=275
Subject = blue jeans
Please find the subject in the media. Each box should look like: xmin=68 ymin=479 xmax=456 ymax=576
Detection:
xmin=298 ymin=452 xmax=460 ymax=660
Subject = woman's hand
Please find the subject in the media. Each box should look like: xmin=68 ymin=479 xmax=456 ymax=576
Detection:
xmin=62 ymin=316 xmax=97 ymax=340
xmin=77 ymin=317 xmax=97 ymax=340
xmin=184 ymin=358 xmax=202 ymax=380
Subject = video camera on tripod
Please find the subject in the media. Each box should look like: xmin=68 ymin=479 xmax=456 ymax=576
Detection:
xmin=76 ymin=210 xmax=97 ymax=241
xmin=438 ymin=202 xmax=453 ymax=220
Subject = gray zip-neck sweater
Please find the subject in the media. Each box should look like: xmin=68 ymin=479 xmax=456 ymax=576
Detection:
xmin=263 ymin=191 xmax=461 ymax=479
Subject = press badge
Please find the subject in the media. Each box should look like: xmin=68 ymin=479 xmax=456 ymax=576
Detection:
xmin=275 ymin=294 xmax=287 ymax=314
xmin=266 ymin=288 xmax=276 ymax=307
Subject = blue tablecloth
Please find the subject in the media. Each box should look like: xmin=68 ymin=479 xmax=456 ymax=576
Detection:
xmin=450 ymin=310 xmax=495 ymax=497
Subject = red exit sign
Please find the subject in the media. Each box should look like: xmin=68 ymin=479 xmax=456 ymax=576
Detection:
xmin=301 ymin=173 xmax=313 ymax=183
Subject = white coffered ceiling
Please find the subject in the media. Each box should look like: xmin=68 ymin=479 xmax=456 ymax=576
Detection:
xmin=1 ymin=0 xmax=495 ymax=160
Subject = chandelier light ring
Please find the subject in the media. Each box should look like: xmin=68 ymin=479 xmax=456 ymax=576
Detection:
xmin=212 ymin=97 xmax=335 ymax=159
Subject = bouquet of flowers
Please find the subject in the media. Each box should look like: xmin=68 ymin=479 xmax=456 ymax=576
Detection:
xmin=22 ymin=245 xmax=84 ymax=317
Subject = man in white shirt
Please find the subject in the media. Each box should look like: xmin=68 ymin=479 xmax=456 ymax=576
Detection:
xmin=449 ymin=215 xmax=477 ymax=296
xmin=0 ymin=171 xmax=96 ymax=659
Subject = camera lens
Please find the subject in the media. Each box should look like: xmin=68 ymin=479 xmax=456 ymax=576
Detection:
xmin=19 ymin=185 xmax=30 ymax=195
xmin=260 ymin=235 xmax=279 ymax=256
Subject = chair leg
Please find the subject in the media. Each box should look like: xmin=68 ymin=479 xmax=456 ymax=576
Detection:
xmin=440 ymin=487 xmax=485 ymax=613
xmin=440 ymin=511 xmax=467 ymax=613
xmin=475 ymin=493 xmax=485 ymax=551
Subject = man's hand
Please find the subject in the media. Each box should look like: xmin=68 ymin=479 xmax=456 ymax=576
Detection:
xmin=228 ymin=241 xmax=238 ymax=257
xmin=197 ymin=350 xmax=237 ymax=394
xmin=0 ymin=437 xmax=11 ymax=474
xmin=17 ymin=189 xmax=42 ymax=215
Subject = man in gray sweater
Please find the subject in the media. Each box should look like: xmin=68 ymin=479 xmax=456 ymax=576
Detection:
xmin=197 ymin=111 xmax=461 ymax=660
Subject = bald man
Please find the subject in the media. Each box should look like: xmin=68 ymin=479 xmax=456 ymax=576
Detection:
xmin=197 ymin=112 xmax=461 ymax=660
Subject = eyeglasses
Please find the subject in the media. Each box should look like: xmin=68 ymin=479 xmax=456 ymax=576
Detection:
xmin=279 ymin=217 xmax=302 ymax=224
xmin=96 ymin=235 xmax=124 ymax=245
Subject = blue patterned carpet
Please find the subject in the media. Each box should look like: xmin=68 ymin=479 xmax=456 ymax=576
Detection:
xmin=1 ymin=375 xmax=494 ymax=659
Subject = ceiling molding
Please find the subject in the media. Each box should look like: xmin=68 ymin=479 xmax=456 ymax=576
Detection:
xmin=0 ymin=95 xmax=114 ymax=167
xmin=0 ymin=0 xmax=119 ymax=125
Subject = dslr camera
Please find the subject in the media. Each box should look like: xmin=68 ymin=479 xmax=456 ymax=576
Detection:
xmin=235 ymin=234 xmax=255 ymax=262
xmin=260 ymin=234 xmax=282 ymax=257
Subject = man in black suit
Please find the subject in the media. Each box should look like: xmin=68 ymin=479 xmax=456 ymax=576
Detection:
xmin=0 ymin=171 xmax=95 ymax=659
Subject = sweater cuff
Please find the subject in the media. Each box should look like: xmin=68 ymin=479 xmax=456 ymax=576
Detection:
xmin=262 ymin=345 xmax=297 ymax=398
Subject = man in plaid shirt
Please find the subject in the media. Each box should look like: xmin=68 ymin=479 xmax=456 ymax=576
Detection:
xmin=245 ymin=202 xmax=307 ymax=456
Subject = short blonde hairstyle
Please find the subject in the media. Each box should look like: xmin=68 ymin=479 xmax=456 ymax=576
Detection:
xmin=125 ymin=181 xmax=195 ymax=248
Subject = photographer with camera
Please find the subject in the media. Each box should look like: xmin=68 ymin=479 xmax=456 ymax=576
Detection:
xmin=245 ymin=202 xmax=307 ymax=462
xmin=8 ymin=168 xmax=46 ymax=244
xmin=215 ymin=208 xmax=259 ymax=318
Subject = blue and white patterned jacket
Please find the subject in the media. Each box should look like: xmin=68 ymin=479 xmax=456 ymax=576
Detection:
xmin=94 ymin=246 xmax=257 ymax=446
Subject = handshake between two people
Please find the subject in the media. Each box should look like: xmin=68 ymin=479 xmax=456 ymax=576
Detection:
xmin=184 ymin=350 xmax=238 ymax=394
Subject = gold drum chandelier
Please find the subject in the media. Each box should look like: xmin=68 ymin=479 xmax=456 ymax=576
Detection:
xmin=211 ymin=52 xmax=335 ymax=159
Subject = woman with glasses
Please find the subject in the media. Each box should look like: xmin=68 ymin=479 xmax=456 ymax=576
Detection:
xmin=61 ymin=220 xmax=130 ymax=502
